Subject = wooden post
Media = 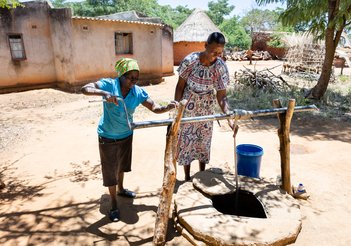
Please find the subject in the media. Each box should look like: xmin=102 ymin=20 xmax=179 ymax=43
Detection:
xmin=153 ymin=100 xmax=187 ymax=246
xmin=272 ymin=99 xmax=295 ymax=195
xmin=340 ymin=58 xmax=345 ymax=75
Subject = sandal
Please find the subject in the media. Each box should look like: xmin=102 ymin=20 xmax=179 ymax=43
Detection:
xmin=118 ymin=189 xmax=136 ymax=198
xmin=108 ymin=209 xmax=120 ymax=222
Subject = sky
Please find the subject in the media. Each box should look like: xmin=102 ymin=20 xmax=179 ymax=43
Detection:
xmin=157 ymin=0 xmax=284 ymax=17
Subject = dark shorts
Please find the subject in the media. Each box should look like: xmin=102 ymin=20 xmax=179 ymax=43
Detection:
xmin=98 ymin=134 xmax=133 ymax=187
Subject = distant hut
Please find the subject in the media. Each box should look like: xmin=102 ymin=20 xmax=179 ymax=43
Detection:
xmin=173 ymin=9 xmax=222 ymax=65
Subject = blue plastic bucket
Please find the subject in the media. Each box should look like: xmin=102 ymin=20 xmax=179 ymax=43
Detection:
xmin=236 ymin=144 xmax=263 ymax=178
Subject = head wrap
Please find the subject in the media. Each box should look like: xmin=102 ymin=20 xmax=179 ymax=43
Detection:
xmin=114 ymin=58 xmax=139 ymax=77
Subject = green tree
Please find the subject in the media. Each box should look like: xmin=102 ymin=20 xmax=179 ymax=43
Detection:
xmin=207 ymin=0 xmax=234 ymax=26
xmin=267 ymin=32 xmax=286 ymax=48
xmin=257 ymin=0 xmax=351 ymax=100
xmin=51 ymin=0 xmax=67 ymax=8
xmin=155 ymin=5 xmax=192 ymax=28
xmin=240 ymin=8 xmax=280 ymax=36
xmin=67 ymin=1 xmax=116 ymax=16
xmin=64 ymin=0 xmax=160 ymax=17
xmin=1 ymin=0 xmax=22 ymax=8
xmin=113 ymin=0 xmax=159 ymax=16
xmin=220 ymin=16 xmax=251 ymax=49
xmin=271 ymin=7 xmax=294 ymax=32
xmin=61 ymin=0 xmax=191 ymax=28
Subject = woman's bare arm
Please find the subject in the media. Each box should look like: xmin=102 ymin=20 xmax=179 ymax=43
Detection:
xmin=81 ymin=82 xmax=118 ymax=105
xmin=142 ymin=98 xmax=178 ymax=114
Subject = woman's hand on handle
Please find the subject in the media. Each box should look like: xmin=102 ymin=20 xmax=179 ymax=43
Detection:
xmin=105 ymin=94 xmax=119 ymax=105
xmin=166 ymin=100 xmax=179 ymax=110
xmin=228 ymin=119 xmax=239 ymax=138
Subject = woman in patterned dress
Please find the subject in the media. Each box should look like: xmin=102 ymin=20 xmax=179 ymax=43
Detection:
xmin=174 ymin=32 xmax=235 ymax=181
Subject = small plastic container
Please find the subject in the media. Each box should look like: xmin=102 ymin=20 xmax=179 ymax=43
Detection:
xmin=297 ymin=183 xmax=305 ymax=192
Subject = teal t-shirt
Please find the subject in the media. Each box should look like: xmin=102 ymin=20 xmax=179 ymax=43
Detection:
xmin=96 ymin=78 xmax=149 ymax=139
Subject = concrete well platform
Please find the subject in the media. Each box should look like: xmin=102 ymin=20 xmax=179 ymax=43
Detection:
xmin=174 ymin=169 xmax=302 ymax=246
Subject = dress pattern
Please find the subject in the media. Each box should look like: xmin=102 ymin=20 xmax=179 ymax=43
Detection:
xmin=176 ymin=52 xmax=229 ymax=166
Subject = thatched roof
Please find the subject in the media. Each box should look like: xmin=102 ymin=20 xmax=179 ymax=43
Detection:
xmin=174 ymin=9 xmax=222 ymax=43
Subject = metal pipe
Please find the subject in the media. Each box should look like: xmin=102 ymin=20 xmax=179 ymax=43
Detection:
xmin=89 ymin=97 xmax=132 ymax=130
xmin=131 ymin=105 xmax=318 ymax=130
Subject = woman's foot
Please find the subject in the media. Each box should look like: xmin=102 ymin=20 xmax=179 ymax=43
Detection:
xmin=184 ymin=165 xmax=191 ymax=181
xmin=108 ymin=208 xmax=120 ymax=222
xmin=118 ymin=189 xmax=136 ymax=198
xmin=199 ymin=162 xmax=206 ymax=171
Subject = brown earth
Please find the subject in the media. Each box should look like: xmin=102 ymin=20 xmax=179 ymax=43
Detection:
xmin=0 ymin=61 xmax=351 ymax=245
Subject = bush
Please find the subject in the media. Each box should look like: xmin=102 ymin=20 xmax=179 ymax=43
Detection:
xmin=225 ymin=75 xmax=351 ymax=122
xmin=267 ymin=33 xmax=286 ymax=48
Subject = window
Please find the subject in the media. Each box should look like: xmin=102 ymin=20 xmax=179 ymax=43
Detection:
xmin=115 ymin=32 xmax=133 ymax=54
xmin=8 ymin=34 xmax=26 ymax=60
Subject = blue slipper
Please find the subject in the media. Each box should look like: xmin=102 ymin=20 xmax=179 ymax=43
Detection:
xmin=108 ymin=209 xmax=120 ymax=222
xmin=118 ymin=189 xmax=136 ymax=198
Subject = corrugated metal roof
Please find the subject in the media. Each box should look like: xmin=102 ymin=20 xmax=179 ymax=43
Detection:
xmin=98 ymin=10 xmax=163 ymax=24
xmin=72 ymin=16 xmax=164 ymax=27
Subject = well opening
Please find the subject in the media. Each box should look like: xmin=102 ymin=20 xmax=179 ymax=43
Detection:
xmin=211 ymin=190 xmax=267 ymax=218
xmin=176 ymin=174 xmax=302 ymax=245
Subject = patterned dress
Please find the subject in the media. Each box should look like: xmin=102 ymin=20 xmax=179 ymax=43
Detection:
xmin=176 ymin=52 xmax=230 ymax=166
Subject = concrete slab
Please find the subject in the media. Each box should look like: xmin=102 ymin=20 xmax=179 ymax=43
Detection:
xmin=174 ymin=170 xmax=302 ymax=245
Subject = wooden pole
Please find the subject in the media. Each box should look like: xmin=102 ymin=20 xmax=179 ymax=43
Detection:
xmin=153 ymin=100 xmax=187 ymax=246
xmin=340 ymin=58 xmax=345 ymax=75
xmin=272 ymin=99 xmax=295 ymax=195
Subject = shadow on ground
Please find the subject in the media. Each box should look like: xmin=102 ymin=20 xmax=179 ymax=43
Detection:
xmin=238 ymin=115 xmax=351 ymax=143
xmin=0 ymin=159 xmax=178 ymax=245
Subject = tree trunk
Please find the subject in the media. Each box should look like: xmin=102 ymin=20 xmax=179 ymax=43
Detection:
xmin=307 ymin=30 xmax=337 ymax=99
xmin=307 ymin=0 xmax=344 ymax=99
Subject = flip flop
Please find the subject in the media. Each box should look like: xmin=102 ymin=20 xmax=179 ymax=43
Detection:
xmin=118 ymin=189 xmax=136 ymax=198
xmin=108 ymin=209 xmax=120 ymax=222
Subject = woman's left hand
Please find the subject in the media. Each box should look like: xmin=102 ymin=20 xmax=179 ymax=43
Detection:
xmin=166 ymin=100 xmax=179 ymax=110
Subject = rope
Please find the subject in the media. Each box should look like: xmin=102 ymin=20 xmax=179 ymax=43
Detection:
xmin=233 ymin=118 xmax=239 ymax=191
xmin=233 ymin=118 xmax=240 ymax=214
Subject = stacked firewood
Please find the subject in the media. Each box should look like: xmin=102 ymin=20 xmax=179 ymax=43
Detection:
xmin=233 ymin=65 xmax=290 ymax=93
xmin=282 ymin=63 xmax=322 ymax=74
xmin=225 ymin=50 xmax=272 ymax=61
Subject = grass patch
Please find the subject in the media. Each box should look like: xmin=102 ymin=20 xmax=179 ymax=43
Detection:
xmin=227 ymin=74 xmax=351 ymax=122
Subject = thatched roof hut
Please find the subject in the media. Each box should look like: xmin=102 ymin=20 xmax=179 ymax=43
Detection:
xmin=173 ymin=9 xmax=221 ymax=65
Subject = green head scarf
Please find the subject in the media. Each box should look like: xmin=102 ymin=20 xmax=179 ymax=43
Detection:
xmin=114 ymin=58 xmax=139 ymax=77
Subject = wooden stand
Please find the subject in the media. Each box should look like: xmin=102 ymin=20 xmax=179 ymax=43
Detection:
xmin=152 ymin=98 xmax=301 ymax=243
xmin=273 ymin=99 xmax=295 ymax=195
xmin=153 ymin=100 xmax=186 ymax=246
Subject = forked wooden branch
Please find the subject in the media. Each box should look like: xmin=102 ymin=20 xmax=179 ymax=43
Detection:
xmin=273 ymin=99 xmax=295 ymax=195
xmin=153 ymin=99 xmax=187 ymax=246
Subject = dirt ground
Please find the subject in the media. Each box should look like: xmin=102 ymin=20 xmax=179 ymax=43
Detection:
xmin=1 ymin=60 xmax=351 ymax=246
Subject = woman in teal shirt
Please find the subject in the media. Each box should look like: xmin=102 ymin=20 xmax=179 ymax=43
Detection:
xmin=81 ymin=58 xmax=177 ymax=222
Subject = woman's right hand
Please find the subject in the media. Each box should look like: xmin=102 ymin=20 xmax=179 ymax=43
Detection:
xmin=228 ymin=119 xmax=239 ymax=138
xmin=105 ymin=94 xmax=119 ymax=105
